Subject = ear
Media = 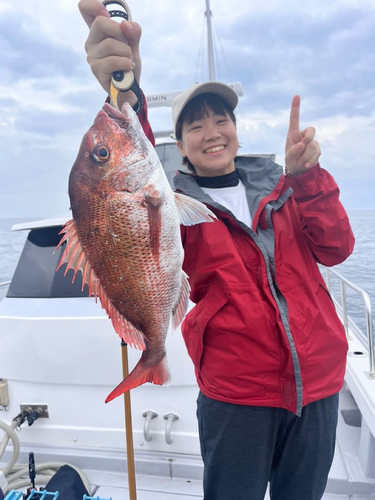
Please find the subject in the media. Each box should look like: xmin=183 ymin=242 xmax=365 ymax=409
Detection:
xmin=176 ymin=140 xmax=187 ymax=158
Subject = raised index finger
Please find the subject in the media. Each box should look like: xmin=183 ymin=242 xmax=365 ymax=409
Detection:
xmin=288 ymin=95 xmax=301 ymax=133
xmin=78 ymin=0 xmax=110 ymax=28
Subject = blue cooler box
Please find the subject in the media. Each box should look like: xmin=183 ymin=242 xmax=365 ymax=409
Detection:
xmin=4 ymin=491 xmax=112 ymax=500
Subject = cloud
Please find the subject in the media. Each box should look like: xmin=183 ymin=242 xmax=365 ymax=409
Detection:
xmin=0 ymin=0 xmax=374 ymax=217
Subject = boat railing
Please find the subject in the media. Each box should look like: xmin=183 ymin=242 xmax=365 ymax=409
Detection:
xmin=1 ymin=270 xmax=374 ymax=377
xmin=324 ymin=266 xmax=374 ymax=379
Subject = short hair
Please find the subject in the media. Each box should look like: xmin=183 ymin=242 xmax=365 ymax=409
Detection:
xmin=175 ymin=93 xmax=237 ymax=174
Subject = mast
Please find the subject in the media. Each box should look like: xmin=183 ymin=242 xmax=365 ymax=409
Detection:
xmin=205 ymin=0 xmax=216 ymax=81
xmin=147 ymin=0 xmax=244 ymax=111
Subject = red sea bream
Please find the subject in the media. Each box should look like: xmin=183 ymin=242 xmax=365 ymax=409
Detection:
xmin=56 ymin=102 xmax=216 ymax=402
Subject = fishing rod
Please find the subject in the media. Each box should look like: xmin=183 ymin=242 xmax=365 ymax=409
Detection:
xmin=101 ymin=5 xmax=138 ymax=500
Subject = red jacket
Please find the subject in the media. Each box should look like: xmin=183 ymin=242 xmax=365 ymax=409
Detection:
xmin=138 ymin=100 xmax=354 ymax=416
xmin=174 ymin=158 xmax=355 ymax=416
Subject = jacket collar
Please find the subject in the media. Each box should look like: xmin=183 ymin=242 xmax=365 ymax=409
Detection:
xmin=173 ymin=156 xmax=291 ymax=232
xmin=173 ymin=156 xmax=285 ymax=214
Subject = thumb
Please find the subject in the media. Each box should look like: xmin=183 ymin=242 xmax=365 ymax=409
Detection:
xmin=286 ymin=142 xmax=305 ymax=163
xmin=121 ymin=21 xmax=142 ymax=53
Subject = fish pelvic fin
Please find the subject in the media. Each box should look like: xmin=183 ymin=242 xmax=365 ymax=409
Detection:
xmin=172 ymin=271 xmax=190 ymax=330
xmin=55 ymin=219 xmax=146 ymax=350
xmin=174 ymin=192 xmax=217 ymax=226
xmin=105 ymin=354 xmax=170 ymax=403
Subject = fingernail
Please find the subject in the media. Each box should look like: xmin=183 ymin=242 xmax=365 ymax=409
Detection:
xmin=124 ymin=20 xmax=133 ymax=30
xmin=305 ymin=163 xmax=310 ymax=169
xmin=130 ymin=61 xmax=136 ymax=69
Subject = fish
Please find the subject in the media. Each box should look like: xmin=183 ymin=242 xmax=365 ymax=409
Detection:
xmin=55 ymin=101 xmax=216 ymax=403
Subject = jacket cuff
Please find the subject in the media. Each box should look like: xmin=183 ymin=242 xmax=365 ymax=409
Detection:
xmin=285 ymin=163 xmax=321 ymax=187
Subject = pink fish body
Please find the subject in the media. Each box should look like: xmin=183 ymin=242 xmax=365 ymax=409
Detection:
xmin=56 ymin=102 xmax=215 ymax=402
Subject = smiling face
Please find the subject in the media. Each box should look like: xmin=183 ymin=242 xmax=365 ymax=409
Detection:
xmin=176 ymin=94 xmax=239 ymax=177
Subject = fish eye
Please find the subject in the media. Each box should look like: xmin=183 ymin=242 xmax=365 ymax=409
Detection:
xmin=92 ymin=144 xmax=110 ymax=163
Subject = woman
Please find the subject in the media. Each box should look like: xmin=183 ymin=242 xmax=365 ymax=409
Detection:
xmin=78 ymin=2 xmax=355 ymax=498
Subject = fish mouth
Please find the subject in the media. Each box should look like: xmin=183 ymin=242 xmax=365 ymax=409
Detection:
xmin=102 ymin=102 xmax=131 ymax=129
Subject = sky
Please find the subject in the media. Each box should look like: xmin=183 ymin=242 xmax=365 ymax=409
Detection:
xmin=0 ymin=0 xmax=374 ymax=218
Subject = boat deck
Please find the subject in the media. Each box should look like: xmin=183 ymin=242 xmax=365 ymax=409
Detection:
xmin=2 ymin=412 xmax=373 ymax=500
xmin=85 ymin=439 xmax=351 ymax=499
xmin=93 ymin=482 xmax=351 ymax=499
xmin=91 ymin=476 xmax=351 ymax=500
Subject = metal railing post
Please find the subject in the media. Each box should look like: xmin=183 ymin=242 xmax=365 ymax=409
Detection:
xmin=325 ymin=269 xmax=331 ymax=293
xmin=323 ymin=267 xmax=374 ymax=379
xmin=340 ymin=281 xmax=350 ymax=339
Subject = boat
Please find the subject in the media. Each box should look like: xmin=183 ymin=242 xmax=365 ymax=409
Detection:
xmin=1 ymin=1 xmax=374 ymax=498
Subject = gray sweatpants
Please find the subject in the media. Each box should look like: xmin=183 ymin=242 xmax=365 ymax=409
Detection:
xmin=196 ymin=391 xmax=339 ymax=500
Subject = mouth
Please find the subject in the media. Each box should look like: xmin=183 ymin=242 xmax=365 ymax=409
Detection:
xmin=102 ymin=102 xmax=131 ymax=129
xmin=203 ymin=145 xmax=227 ymax=155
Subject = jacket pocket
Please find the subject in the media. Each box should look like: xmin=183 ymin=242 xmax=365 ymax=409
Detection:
xmin=182 ymin=287 xmax=229 ymax=371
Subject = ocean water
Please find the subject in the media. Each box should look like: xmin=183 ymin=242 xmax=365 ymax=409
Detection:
xmin=0 ymin=211 xmax=374 ymax=336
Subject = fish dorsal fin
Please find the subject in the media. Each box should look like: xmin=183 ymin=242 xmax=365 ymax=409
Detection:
xmin=174 ymin=193 xmax=217 ymax=226
xmin=172 ymin=271 xmax=190 ymax=330
xmin=55 ymin=219 xmax=146 ymax=350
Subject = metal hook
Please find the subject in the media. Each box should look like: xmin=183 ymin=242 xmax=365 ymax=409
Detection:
xmin=142 ymin=410 xmax=158 ymax=442
xmin=163 ymin=412 xmax=179 ymax=445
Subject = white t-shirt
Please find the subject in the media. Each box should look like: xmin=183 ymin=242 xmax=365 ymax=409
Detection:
xmin=201 ymin=180 xmax=252 ymax=228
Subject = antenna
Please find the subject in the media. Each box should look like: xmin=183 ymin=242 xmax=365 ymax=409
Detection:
xmin=205 ymin=0 xmax=216 ymax=80
xmin=147 ymin=1 xmax=244 ymax=110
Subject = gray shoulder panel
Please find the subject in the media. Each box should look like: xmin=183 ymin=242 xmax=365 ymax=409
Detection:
xmin=235 ymin=156 xmax=284 ymax=220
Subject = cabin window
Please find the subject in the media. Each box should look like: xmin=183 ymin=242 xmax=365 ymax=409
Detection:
xmin=7 ymin=145 xmax=185 ymax=298
xmin=7 ymin=226 xmax=89 ymax=298
xmin=155 ymin=143 xmax=186 ymax=187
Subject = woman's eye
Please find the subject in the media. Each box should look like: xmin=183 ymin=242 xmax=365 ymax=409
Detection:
xmin=191 ymin=126 xmax=201 ymax=131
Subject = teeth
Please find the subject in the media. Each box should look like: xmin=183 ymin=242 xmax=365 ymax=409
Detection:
xmin=204 ymin=145 xmax=225 ymax=154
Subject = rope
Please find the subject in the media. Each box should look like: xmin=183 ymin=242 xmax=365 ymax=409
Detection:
xmin=212 ymin=17 xmax=233 ymax=84
xmin=212 ymin=16 xmax=220 ymax=81
xmin=195 ymin=14 xmax=206 ymax=83
xmin=212 ymin=17 xmax=253 ymax=151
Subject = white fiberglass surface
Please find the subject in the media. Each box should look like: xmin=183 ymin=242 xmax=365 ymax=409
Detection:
xmin=11 ymin=213 xmax=72 ymax=232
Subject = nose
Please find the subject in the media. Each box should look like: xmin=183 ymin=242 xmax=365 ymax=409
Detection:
xmin=204 ymin=123 xmax=221 ymax=142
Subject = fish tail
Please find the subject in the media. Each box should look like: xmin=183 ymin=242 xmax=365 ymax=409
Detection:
xmin=105 ymin=354 xmax=170 ymax=403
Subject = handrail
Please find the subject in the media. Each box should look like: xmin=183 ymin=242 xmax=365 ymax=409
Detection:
xmin=0 ymin=281 xmax=11 ymax=288
xmin=324 ymin=267 xmax=374 ymax=379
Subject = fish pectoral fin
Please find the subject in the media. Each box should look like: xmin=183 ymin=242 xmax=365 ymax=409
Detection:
xmin=174 ymin=193 xmax=217 ymax=226
xmin=172 ymin=271 xmax=190 ymax=330
xmin=56 ymin=220 xmax=146 ymax=350
xmin=144 ymin=192 xmax=164 ymax=258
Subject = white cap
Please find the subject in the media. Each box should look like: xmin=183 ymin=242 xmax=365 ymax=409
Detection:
xmin=172 ymin=81 xmax=239 ymax=136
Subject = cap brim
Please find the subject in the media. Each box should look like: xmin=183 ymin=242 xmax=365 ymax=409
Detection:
xmin=172 ymin=81 xmax=239 ymax=135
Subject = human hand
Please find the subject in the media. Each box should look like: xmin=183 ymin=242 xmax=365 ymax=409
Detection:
xmin=78 ymin=0 xmax=142 ymax=102
xmin=285 ymin=96 xmax=321 ymax=177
